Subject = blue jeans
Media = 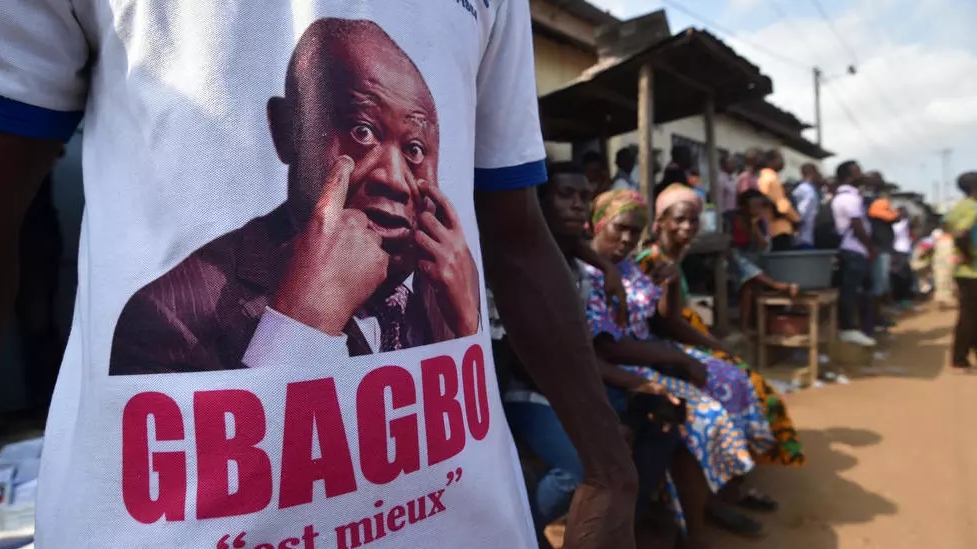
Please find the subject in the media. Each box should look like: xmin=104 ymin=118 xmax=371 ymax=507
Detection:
xmin=837 ymin=250 xmax=874 ymax=334
xmin=505 ymin=401 xmax=584 ymax=527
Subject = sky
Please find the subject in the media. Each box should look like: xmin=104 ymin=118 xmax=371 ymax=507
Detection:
xmin=588 ymin=0 xmax=977 ymax=203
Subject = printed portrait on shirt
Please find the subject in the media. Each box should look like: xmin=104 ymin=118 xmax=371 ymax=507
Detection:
xmin=108 ymin=18 xmax=481 ymax=375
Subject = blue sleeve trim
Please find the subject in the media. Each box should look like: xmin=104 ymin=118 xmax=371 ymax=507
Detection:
xmin=0 ymin=95 xmax=83 ymax=141
xmin=474 ymin=159 xmax=547 ymax=191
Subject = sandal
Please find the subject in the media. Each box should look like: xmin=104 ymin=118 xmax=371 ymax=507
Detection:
xmin=705 ymin=504 xmax=765 ymax=538
xmin=734 ymin=489 xmax=779 ymax=512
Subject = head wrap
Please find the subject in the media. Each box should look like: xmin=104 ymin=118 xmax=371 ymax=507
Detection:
xmin=653 ymin=183 xmax=702 ymax=233
xmin=591 ymin=189 xmax=648 ymax=235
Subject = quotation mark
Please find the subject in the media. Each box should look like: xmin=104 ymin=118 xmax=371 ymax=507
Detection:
xmin=217 ymin=532 xmax=246 ymax=549
xmin=445 ymin=467 xmax=464 ymax=486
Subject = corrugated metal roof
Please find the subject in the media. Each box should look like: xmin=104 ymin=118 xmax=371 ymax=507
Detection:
xmin=538 ymin=27 xmax=774 ymax=140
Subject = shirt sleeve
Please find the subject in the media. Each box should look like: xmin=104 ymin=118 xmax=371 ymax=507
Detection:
xmin=945 ymin=200 xmax=977 ymax=234
xmin=0 ymin=0 xmax=90 ymax=140
xmin=242 ymin=307 xmax=352 ymax=368
xmin=581 ymin=267 xmax=625 ymax=341
xmin=793 ymin=184 xmax=816 ymax=220
xmin=868 ymin=198 xmax=900 ymax=223
xmin=472 ymin=0 xmax=547 ymax=191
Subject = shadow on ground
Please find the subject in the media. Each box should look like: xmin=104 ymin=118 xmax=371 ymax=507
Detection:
xmin=853 ymin=313 xmax=954 ymax=380
xmin=702 ymin=427 xmax=897 ymax=549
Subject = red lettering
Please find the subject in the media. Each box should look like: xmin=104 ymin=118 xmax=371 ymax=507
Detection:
xmin=387 ymin=504 xmax=406 ymax=532
xmin=121 ymin=392 xmax=187 ymax=523
xmin=421 ymin=355 xmax=466 ymax=465
xmin=462 ymin=344 xmax=490 ymax=440
xmin=194 ymin=390 xmax=272 ymax=519
xmin=279 ymin=378 xmax=358 ymax=509
xmin=301 ymin=525 xmax=319 ymax=548
xmin=357 ymin=366 xmax=421 ymax=484
xmin=279 ymin=539 xmax=299 ymax=549
xmin=255 ymin=545 xmax=274 ymax=549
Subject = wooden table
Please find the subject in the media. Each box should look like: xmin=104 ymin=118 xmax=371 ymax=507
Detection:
xmin=755 ymin=289 xmax=838 ymax=386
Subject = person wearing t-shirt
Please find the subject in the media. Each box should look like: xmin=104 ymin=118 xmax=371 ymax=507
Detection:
xmin=864 ymin=171 xmax=901 ymax=328
xmin=610 ymin=146 xmax=638 ymax=192
xmin=756 ymin=149 xmax=800 ymax=251
xmin=890 ymin=208 xmax=914 ymax=308
xmin=792 ymin=163 xmax=823 ymax=249
xmin=735 ymin=148 xmax=761 ymax=194
xmin=831 ymin=160 xmax=877 ymax=347
xmin=944 ymin=171 xmax=977 ymax=372
xmin=0 ymin=4 xmax=637 ymax=549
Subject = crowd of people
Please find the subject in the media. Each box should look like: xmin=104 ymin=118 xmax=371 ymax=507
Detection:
xmin=490 ymin=160 xmax=806 ymax=549
xmin=492 ymin=145 xmax=966 ymax=548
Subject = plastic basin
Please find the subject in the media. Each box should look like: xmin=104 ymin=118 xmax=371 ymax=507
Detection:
xmin=758 ymin=250 xmax=836 ymax=290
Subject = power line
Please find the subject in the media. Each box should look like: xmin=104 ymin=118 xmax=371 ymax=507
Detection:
xmin=766 ymin=0 xmax=890 ymax=154
xmin=807 ymin=0 xmax=860 ymax=63
xmin=660 ymin=0 xmax=810 ymax=71
xmin=824 ymin=86 xmax=889 ymax=161
xmin=805 ymin=0 xmax=930 ymax=147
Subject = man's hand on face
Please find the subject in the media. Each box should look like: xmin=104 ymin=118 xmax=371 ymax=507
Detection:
xmin=415 ymin=180 xmax=480 ymax=337
xmin=272 ymin=156 xmax=390 ymax=335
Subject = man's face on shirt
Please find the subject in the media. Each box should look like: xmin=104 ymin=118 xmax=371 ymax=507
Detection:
xmin=272 ymin=21 xmax=439 ymax=278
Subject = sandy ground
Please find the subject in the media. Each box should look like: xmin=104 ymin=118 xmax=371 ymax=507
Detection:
xmin=709 ymin=304 xmax=976 ymax=549
xmin=548 ymin=304 xmax=977 ymax=549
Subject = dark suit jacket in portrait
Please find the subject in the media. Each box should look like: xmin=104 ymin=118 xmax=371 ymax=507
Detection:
xmin=109 ymin=205 xmax=453 ymax=375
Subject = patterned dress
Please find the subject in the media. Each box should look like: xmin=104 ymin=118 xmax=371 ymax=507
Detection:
xmin=637 ymin=246 xmax=806 ymax=466
xmin=581 ymin=260 xmax=764 ymax=492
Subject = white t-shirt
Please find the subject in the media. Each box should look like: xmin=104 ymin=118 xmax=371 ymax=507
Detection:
xmin=893 ymin=218 xmax=912 ymax=253
xmin=0 ymin=2 xmax=545 ymax=548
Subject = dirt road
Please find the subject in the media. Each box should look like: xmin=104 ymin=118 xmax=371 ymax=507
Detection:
xmin=704 ymin=305 xmax=977 ymax=549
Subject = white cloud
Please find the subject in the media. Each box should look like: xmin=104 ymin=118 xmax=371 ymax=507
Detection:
xmin=728 ymin=0 xmax=763 ymax=11
xmin=587 ymin=0 xmax=976 ymax=200
xmin=720 ymin=5 xmax=977 ymax=199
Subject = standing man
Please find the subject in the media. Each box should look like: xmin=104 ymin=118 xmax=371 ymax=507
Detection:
xmin=757 ymin=150 xmax=801 ymax=251
xmin=610 ymin=145 xmax=639 ymax=192
xmin=944 ymin=171 xmax=977 ymax=372
xmin=718 ymin=155 xmax=738 ymax=217
xmin=792 ymin=163 xmax=823 ymax=249
xmin=0 ymin=6 xmax=636 ymax=549
xmin=736 ymin=148 xmax=761 ymax=194
xmin=831 ymin=160 xmax=877 ymax=347
xmin=865 ymin=171 xmax=901 ymax=329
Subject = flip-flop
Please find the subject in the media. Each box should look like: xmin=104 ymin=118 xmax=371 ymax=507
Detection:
xmin=734 ymin=489 xmax=779 ymax=512
xmin=705 ymin=505 xmax=765 ymax=537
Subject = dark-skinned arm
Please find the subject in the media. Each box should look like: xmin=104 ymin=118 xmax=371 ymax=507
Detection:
xmin=851 ymin=217 xmax=876 ymax=257
xmin=648 ymin=314 xmax=727 ymax=354
xmin=573 ymin=239 xmax=628 ymax=325
xmin=593 ymin=334 xmax=706 ymax=386
xmin=475 ymin=187 xmax=637 ymax=549
xmin=0 ymin=133 xmax=65 ymax=341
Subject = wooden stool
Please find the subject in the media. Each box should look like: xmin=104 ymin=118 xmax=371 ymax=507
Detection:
xmin=756 ymin=289 xmax=839 ymax=386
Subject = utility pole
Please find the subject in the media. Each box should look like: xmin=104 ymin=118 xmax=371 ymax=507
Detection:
xmin=813 ymin=67 xmax=823 ymax=146
xmin=937 ymin=148 xmax=952 ymax=206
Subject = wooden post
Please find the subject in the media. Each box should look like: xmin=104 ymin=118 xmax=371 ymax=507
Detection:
xmin=704 ymin=96 xmax=729 ymax=335
xmin=638 ymin=62 xmax=655 ymax=218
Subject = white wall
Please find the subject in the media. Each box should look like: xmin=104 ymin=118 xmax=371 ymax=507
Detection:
xmin=608 ymin=114 xmax=822 ymax=187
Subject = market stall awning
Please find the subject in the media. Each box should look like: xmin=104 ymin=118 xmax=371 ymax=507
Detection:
xmin=538 ymin=27 xmax=773 ymax=142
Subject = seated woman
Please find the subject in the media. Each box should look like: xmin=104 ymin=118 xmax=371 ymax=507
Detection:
xmin=489 ymin=163 xmax=682 ymax=545
xmin=636 ymin=184 xmax=806 ymax=504
xmin=728 ymin=189 xmax=799 ymax=331
xmin=584 ymin=189 xmax=776 ymax=541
